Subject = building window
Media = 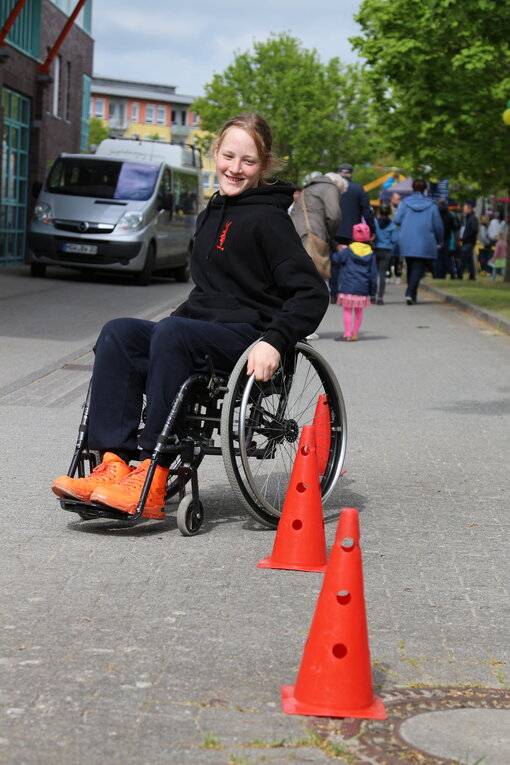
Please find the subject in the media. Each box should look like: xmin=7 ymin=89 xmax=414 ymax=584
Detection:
xmin=131 ymin=102 xmax=139 ymax=122
xmin=52 ymin=55 xmax=61 ymax=115
xmin=3 ymin=0 xmax=41 ymax=58
xmin=192 ymin=112 xmax=200 ymax=127
xmin=181 ymin=110 xmax=187 ymax=126
xmin=65 ymin=61 xmax=71 ymax=120
xmin=171 ymin=110 xmax=177 ymax=124
xmin=94 ymin=98 xmax=105 ymax=119
xmin=81 ymin=74 xmax=91 ymax=151
xmin=157 ymin=106 xmax=166 ymax=125
xmin=145 ymin=104 xmax=155 ymax=124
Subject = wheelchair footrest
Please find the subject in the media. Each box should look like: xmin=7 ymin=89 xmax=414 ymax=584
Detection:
xmin=59 ymin=498 xmax=149 ymax=523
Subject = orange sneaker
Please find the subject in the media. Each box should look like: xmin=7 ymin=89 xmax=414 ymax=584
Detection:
xmin=90 ymin=459 xmax=169 ymax=519
xmin=52 ymin=452 xmax=133 ymax=502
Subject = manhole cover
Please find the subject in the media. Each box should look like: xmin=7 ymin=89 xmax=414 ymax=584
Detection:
xmin=312 ymin=686 xmax=510 ymax=764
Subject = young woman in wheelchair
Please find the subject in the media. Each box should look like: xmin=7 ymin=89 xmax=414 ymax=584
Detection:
xmin=52 ymin=113 xmax=330 ymax=520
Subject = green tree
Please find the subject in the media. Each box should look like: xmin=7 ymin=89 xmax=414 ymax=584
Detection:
xmin=351 ymin=0 xmax=510 ymax=195
xmin=193 ymin=33 xmax=378 ymax=185
xmin=88 ymin=117 xmax=109 ymax=151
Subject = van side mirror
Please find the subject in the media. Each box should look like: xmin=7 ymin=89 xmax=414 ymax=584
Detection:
xmin=32 ymin=181 xmax=43 ymax=199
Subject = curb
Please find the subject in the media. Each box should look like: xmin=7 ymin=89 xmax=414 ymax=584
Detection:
xmin=421 ymin=281 xmax=510 ymax=336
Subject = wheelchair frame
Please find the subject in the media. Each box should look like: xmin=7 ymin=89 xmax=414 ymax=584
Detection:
xmin=59 ymin=341 xmax=347 ymax=535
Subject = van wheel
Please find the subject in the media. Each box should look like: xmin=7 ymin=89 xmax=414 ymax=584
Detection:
xmin=134 ymin=244 xmax=155 ymax=286
xmin=30 ymin=263 xmax=46 ymax=278
xmin=173 ymin=257 xmax=190 ymax=283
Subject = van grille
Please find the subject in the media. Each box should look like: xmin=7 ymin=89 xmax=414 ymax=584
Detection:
xmin=53 ymin=219 xmax=115 ymax=234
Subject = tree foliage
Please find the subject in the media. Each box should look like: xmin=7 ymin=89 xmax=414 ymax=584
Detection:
xmin=193 ymin=33 xmax=378 ymax=184
xmin=351 ymin=0 xmax=510 ymax=194
xmin=88 ymin=118 xmax=108 ymax=151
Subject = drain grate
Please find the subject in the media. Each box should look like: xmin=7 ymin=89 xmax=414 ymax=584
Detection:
xmin=312 ymin=686 xmax=510 ymax=765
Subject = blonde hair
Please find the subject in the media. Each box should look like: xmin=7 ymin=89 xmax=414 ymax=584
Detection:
xmin=212 ymin=113 xmax=282 ymax=185
xmin=497 ymin=231 xmax=507 ymax=241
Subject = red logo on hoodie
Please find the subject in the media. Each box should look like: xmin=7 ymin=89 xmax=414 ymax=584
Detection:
xmin=216 ymin=220 xmax=233 ymax=251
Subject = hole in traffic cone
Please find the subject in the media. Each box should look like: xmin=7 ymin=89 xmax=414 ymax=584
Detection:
xmin=281 ymin=507 xmax=387 ymax=719
xmin=258 ymin=426 xmax=327 ymax=573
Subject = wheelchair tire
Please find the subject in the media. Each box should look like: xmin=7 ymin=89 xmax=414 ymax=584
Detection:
xmin=221 ymin=341 xmax=347 ymax=528
xmin=176 ymin=495 xmax=204 ymax=536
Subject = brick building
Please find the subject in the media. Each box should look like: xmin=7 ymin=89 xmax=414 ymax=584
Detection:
xmin=0 ymin=0 xmax=93 ymax=266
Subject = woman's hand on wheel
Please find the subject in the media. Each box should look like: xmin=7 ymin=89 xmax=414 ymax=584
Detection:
xmin=246 ymin=341 xmax=281 ymax=382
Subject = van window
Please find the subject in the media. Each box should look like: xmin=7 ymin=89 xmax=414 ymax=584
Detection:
xmin=47 ymin=158 xmax=160 ymax=201
xmin=173 ymin=171 xmax=198 ymax=214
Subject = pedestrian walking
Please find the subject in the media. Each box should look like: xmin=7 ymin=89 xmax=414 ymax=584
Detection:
xmin=51 ymin=112 xmax=329 ymax=519
xmin=373 ymin=204 xmax=398 ymax=303
xmin=487 ymin=211 xmax=508 ymax=245
xmin=434 ymin=199 xmax=457 ymax=279
xmin=478 ymin=214 xmax=492 ymax=274
xmin=488 ymin=232 xmax=508 ymax=281
xmin=458 ymin=201 xmax=479 ymax=280
xmin=330 ymin=163 xmax=375 ymax=303
xmin=331 ymin=223 xmax=377 ymax=341
xmin=393 ymin=179 xmax=443 ymax=304
xmin=290 ymin=171 xmax=342 ymax=339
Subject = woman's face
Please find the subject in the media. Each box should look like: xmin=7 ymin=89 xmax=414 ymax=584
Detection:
xmin=214 ymin=126 xmax=264 ymax=196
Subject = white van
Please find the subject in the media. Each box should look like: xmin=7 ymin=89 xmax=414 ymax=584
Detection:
xmin=28 ymin=139 xmax=203 ymax=285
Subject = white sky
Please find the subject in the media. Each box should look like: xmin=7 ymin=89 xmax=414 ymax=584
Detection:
xmin=91 ymin=0 xmax=363 ymax=97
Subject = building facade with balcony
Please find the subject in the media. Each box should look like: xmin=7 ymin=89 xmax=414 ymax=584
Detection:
xmin=0 ymin=0 xmax=93 ymax=266
xmin=90 ymin=76 xmax=199 ymax=144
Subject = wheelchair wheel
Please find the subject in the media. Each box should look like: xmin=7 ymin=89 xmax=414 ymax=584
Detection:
xmin=176 ymin=495 xmax=204 ymax=536
xmin=221 ymin=341 xmax=347 ymax=528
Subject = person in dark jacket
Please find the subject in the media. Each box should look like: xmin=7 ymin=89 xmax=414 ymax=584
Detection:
xmin=459 ymin=201 xmax=479 ymax=280
xmin=433 ymin=199 xmax=457 ymax=278
xmin=51 ymin=113 xmax=329 ymax=519
xmin=331 ymin=223 xmax=377 ymax=341
xmin=329 ymin=163 xmax=376 ymax=303
xmin=393 ymin=178 xmax=443 ymax=304
xmin=373 ymin=204 xmax=398 ymax=303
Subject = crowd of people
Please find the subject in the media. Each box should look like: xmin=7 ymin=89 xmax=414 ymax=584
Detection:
xmin=290 ymin=167 xmax=508 ymax=339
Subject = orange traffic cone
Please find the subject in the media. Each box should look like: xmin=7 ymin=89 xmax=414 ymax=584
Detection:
xmin=281 ymin=507 xmax=386 ymax=719
xmin=258 ymin=426 xmax=327 ymax=573
xmin=312 ymin=394 xmax=330 ymax=476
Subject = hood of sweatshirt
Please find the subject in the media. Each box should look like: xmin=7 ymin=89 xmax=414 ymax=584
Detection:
xmin=405 ymin=192 xmax=435 ymax=213
xmin=197 ymin=182 xmax=296 ymax=257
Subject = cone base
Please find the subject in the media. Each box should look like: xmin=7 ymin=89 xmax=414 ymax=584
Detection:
xmin=281 ymin=685 xmax=387 ymax=720
xmin=257 ymin=556 xmax=327 ymax=573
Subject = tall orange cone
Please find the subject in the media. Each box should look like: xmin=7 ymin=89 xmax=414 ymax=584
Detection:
xmin=281 ymin=507 xmax=386 ymax=719
xmin=312 ymin=394 xmax=330 ymax=476
xmin=258 ymin=426 xmax=327 ymax=573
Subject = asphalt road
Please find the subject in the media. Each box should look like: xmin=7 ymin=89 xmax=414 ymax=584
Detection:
xmin=1 ymin=268 xmax=509 ymax=764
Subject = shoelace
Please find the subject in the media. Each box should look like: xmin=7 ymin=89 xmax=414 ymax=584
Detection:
xmin=117 ymin=463 xmax=149 ymax=489
xmin=91 ymin=461 xmax=118 ymax=476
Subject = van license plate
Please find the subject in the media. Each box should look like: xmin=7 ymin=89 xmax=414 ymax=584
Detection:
xmin=62 ymin=243 xmax=98 ymax=255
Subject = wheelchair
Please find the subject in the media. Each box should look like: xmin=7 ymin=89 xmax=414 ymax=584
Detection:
xmin=59 ymin=340 xmax=347 ymax=535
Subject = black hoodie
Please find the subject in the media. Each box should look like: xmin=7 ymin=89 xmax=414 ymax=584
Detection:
xmin=172 ymin=182 xmax=329 ymax=355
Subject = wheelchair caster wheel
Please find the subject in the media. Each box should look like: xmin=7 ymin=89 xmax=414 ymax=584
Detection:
xmin=176 ymin=495 xmax=204 ymax=536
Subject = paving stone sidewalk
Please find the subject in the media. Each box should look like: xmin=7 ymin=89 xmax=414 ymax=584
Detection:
xmin=1 ymin=282 xmax=509 ymax=764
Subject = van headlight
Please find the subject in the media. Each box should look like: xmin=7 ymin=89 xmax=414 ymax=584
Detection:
xmin=116 ymin=212 xmax=144 ymax=231
xmin=33 ymin=202 xmax=53 ymax=224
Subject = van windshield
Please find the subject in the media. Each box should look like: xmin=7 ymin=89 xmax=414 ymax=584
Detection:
xmin=47 ymin=158 xmax=159 ymax=201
